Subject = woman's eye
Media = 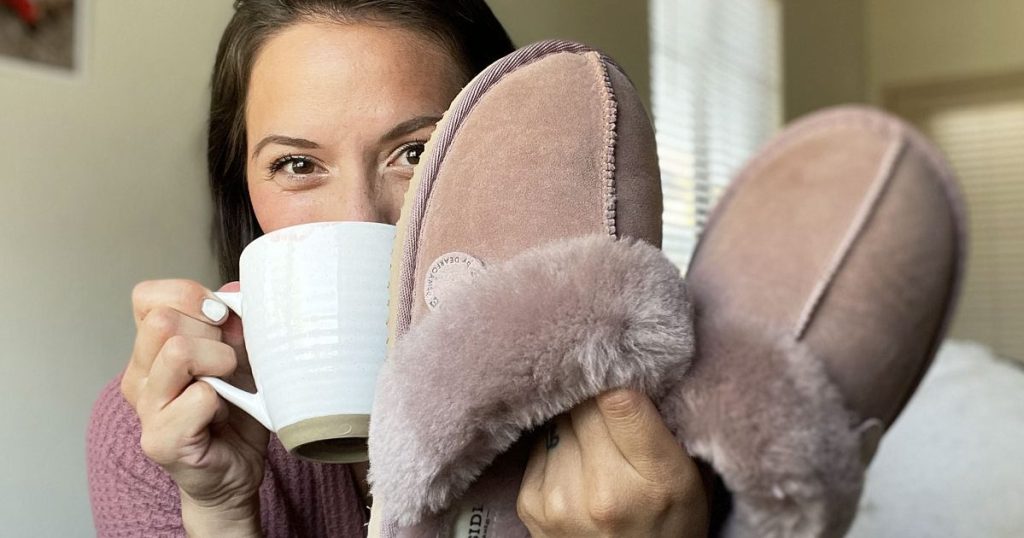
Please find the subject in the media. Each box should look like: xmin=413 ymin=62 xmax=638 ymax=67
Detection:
xmin=287 ymin=158 xmax=316 ymax=174
xmin=391 ymin=142 xmax=426 ymax=167
xmin=269 ymin=155 xmax=324 ymax=177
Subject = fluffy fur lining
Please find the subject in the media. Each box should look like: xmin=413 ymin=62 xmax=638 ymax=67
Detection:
xmin=368 ymin=235 xmax=695 ymax=525
xmin=662 ymin=312 xmax=866 ymax=537
xmin=369 ymin=235 xmax=867 ymax=536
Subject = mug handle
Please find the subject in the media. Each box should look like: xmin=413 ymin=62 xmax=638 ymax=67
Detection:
xmin=197 ymin=291 xmax=274 ymax=431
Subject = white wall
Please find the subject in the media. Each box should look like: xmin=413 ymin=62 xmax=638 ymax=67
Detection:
xmin=0 ymin=2 xmax=231 ymax=535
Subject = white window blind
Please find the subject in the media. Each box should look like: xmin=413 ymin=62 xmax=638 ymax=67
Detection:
xmin=894 ymin=82 xmax=1024 ymax=362
xmin=651 ymin=0 xmax=782 ymax=272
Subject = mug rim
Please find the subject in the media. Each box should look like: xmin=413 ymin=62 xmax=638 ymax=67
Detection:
xmin=241 ymin=220 xmax=397 ymax=260
xmin=257 ymin=220 xmax=396 ymax=241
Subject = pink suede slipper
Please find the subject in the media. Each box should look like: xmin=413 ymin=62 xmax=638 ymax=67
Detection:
xmin=368 ymin=40 xmax=691 ymax=537
xmin=673 ymin=105 xmax=967 ymax=536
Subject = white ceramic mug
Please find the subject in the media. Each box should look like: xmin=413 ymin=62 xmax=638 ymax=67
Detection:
xmin=200 ymin=221 xmax=395 ymax=463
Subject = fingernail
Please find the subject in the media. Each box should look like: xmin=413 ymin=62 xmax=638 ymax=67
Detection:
xmin=201 ymin=298 xmax=229 ymax=323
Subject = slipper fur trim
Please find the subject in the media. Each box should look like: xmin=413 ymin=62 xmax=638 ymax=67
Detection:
xmin=662 ymin=314 xmax=864 ymax=537
xmin=369 ymin=235 xmax=695 ymax=525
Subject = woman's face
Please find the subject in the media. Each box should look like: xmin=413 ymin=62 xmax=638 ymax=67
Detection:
xmin=245 ymin=22 xmax=464 ymax=232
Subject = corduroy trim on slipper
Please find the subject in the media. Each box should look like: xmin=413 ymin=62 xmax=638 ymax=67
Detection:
xmin=368 ymin=235 xmax=695 ymax=526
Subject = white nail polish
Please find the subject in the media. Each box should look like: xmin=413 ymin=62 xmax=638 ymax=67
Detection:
xmin=201 ymin=298 xmax=229 ymax=323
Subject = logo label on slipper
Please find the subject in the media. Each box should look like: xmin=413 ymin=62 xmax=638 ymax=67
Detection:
xmin=452 ymin=503 xmax=492 ymax=538
xmin=424 ymin=252 xmax=485 ymax=312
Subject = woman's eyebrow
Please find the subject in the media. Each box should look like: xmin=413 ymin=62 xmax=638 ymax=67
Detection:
xmin=379 ymin=115 xmax=442 ymax=144
xmin=251 ymin=135 xmax=320 ymax=161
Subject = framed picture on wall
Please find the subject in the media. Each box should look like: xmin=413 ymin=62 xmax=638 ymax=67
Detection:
xmin=0 ymin=0 xmax=81 ymax=71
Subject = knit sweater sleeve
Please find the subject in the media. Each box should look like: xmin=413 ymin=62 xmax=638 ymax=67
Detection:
xmin=87 ymin=375 xmax=370 ymax=537
xmin=86 ymin=375 xmax=188 ymax=537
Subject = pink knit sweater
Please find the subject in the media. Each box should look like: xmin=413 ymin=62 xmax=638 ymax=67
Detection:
xmin=86 ymin=376 xmax=368 ymax=537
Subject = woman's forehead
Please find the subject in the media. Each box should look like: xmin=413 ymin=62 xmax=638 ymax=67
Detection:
xmin=245 ymin=21 xmax=461 ymax=143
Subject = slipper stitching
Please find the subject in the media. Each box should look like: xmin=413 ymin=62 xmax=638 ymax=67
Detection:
xmin=590 ymin=51 xmax=619 ymax=237
xmin=793 ymin=135 xmax=907 ymax=340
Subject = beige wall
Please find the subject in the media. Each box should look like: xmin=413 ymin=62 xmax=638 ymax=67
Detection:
xmin=782 ymin=0 xmax=868 ymax=120
xmin=0 ymin=2 xmax=231 ymax=535
xmin=486 ymin=0 xmax=651 ymax=108
xmin=782 ymin=0 xmax=1024 ymax=116
xmin=866 ymin=0 xmax=1024 ymax=100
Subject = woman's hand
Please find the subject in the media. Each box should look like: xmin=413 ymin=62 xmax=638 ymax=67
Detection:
xmin=122 ymin=279 xmax=268 ymax=536
xmin=517 ymin=389 xmax=708 ymax=538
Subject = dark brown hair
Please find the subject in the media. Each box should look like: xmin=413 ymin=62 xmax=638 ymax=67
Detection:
xmin=208 ymin=0 xmax=514 ymax=280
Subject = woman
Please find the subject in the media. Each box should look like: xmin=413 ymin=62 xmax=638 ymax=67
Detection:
xmin=86 ymin=1 xmax=708 ymax=536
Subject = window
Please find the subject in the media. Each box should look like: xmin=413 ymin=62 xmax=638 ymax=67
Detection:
xmin=651 ymin=0 xmax=782 ymax=272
